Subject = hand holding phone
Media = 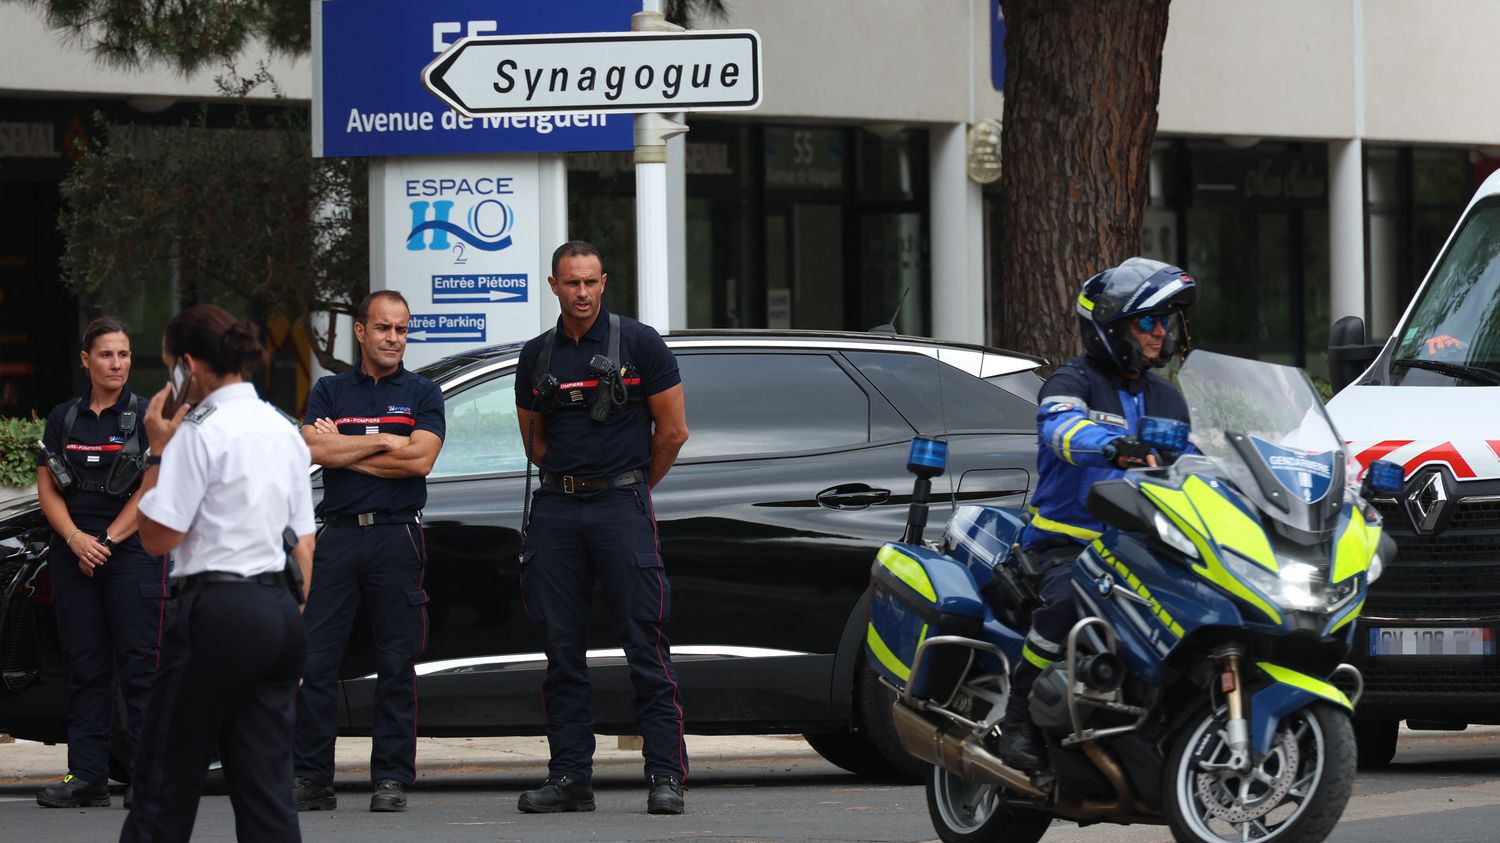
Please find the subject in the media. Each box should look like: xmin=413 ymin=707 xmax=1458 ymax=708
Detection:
xmin=162 ymin=359 xmax=193 ymax=419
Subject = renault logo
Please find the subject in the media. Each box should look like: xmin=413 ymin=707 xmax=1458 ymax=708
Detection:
xmin=1405 ymin=469 xmax=1449 ymax=533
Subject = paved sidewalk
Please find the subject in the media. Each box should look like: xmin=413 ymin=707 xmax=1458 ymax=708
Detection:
xmin=0 ymin=733 xmax=820 ymax=787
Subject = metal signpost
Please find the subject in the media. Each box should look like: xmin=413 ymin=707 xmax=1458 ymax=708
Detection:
xmin=421 ymin=9 xmax=763 ymax=332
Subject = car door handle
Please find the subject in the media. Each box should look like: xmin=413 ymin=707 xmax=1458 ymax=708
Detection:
xmin=816 ymin=484 xmax=892 ymax=510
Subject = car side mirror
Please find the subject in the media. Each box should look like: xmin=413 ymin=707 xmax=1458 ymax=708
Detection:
xmin=1328 ymin=315 xmax=1383 ymax=393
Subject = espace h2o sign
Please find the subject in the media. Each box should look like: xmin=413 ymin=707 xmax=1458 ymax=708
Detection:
xmin=382 ymin=156 xmax=542 ymax=370
xmin=423 ymin=30 xmax=762 ymax=117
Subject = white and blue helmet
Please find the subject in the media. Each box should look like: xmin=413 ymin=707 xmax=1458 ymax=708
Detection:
xmin=1076 ymin=258 xmax=1196 ymax=373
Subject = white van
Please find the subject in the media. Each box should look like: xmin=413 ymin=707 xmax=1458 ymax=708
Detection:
xmin=1325 ymin=168 xmax=1500 ymax=768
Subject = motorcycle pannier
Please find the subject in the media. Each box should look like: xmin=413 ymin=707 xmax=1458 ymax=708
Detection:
xmin=867 ymin=543 xmax=985 ymax=701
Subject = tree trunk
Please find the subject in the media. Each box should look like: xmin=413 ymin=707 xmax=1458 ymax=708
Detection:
xmin=997 ymin=0 xmax=1172 ymax=371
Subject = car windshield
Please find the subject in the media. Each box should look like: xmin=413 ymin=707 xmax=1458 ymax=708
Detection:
xmin=1169 ymin=351 xmax=1344 ymax=535
xmin=1388 ymin=200 xmax=1500 ymax=386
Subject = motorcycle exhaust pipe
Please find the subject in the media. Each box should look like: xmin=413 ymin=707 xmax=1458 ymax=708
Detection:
xmin=889 ymin=701 xmax=1047 ymax=798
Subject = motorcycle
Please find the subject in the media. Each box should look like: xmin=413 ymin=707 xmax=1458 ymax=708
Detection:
xmin=865 ymin=351 xmax=1403 ymax=843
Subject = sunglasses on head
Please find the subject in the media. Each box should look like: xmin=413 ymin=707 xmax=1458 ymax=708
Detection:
xmin=1132 ymin=313 xmax=1174 ymax=333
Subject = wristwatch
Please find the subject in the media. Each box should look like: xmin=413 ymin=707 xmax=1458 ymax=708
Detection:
xmin=98 ymin=532 xmax=116 ymax=550
xmin=145 ymin=455 xmax=162 ymax=466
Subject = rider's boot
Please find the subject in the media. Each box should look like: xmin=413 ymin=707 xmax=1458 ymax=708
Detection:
xmin=998 ymin=715 xmax=1048 ymax=772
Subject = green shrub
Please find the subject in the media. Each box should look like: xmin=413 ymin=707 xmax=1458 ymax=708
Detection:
xmin=0 ymin=416 xmax=45 ymax=489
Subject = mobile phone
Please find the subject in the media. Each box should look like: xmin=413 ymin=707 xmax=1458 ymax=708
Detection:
xmin=162 ymin=359 xmax=193 ymax=418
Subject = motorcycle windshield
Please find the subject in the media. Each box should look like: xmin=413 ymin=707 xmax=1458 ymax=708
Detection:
xmin=1175 ymin=351 xmax=1346 ymax=536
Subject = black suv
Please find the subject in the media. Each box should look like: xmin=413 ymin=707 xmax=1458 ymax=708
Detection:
xmin=0 ymin=330 xmax=1044 ymax=780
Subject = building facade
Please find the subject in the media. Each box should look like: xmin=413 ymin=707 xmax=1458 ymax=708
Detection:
xmin=4 ymin=0 xmax=1500 ymax=414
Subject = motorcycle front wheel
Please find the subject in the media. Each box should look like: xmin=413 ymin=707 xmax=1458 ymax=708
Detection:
xmin=925 ymin=765 xmax=1051 ymax=843
xmin=1165 ymin=702 xmax=1355 ymax=843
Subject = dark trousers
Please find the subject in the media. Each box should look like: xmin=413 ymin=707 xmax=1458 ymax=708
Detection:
xmin=50 ymin=537 xmax=169 ymax=785
xmin=294 ymin=523 xmax=428 ymax=786
xmin=522 ymin=483 xmax=688 ymax=783
xmin=120 ymin=579 xmax=305 ymax=843
xmin=1006 ymin=549 xmax=1080 ymax=722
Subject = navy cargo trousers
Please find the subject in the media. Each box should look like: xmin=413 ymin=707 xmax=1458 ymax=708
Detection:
xmin=1005 ymin=547 xmax=1081 ymax=722
xmin=49 ymin=537 xmax=168 ymax=785
xmin=294 ymin=522 xmax=429 ymax=786
xmin=521 ymin=483 xmax=688 ymax=783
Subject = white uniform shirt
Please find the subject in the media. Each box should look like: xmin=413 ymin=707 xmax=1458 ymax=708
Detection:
xmin=139 ymin=382 xmax=315 ymax=578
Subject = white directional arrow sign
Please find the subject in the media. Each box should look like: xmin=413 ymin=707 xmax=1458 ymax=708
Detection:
xmin=422 ymin=30 xmax=762 ymax=118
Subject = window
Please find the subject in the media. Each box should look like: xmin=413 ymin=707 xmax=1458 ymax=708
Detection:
xmin=676 ymin=353 xmax=870 ymax=459
xmin=429 ymin=372 xmax=528 ymax=478
xmin=846 ymin=351 xmax=1037 ymax=433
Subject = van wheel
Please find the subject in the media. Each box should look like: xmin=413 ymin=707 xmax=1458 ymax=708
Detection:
xmin=856 ymin=658 xmax=931 ymax=782
xmin=1354 ymin=718 xmax=1399 ymax=769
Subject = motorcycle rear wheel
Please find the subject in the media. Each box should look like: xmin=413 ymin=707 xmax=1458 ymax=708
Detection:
xmin=924 ymin=765 xmax=1051 ymax=843
xmin=1165 ymin=702 xmax=1355 ymax=843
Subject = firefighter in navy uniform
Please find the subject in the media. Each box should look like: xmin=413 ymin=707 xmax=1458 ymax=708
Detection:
xmin=122 ymin=304 xmax=315 ymax=843
xmin=34 ymin=317 xmax=166 ymax=809
xmin=514 ymin=241 xmax=691 ymax=816
xmin=998 ymin=258 xmax=1197 ymax=772
xmin=292 ymin=290 xmax=444 ymax=813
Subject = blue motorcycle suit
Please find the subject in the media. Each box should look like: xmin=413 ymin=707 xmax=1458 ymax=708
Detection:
xmin=1006 ymin=354 xmax=1192 ymax=722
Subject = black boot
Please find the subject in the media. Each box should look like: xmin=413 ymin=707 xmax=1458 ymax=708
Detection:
xmin=646 ymin=775 xmax=685 ymax=815
xmin=517 ymin=776 xmax=596 ymax=813
xmin=370 ymin=779 xmax=407 ymax=812
xmin=36 ymin=774 xmax=111 ymax=808
xmin=293 ymin=776 xmax=337 ymax=811
xmin=998 ymin=716 xmax=1048 ymax=772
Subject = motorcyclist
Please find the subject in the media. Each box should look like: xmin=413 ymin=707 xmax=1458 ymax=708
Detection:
xmin=998 ymin=257 xmax=1197 ymax=772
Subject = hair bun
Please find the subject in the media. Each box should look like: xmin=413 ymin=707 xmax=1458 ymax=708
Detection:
xmin=221 ymin=321 xmax=264 ymax=360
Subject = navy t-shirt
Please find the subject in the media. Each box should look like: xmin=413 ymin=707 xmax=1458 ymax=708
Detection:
xmin=42 ymin=388 xmax=151 ymax=531
xmin=513 ymin=309 xmax=681 ymax=479
xmin=304 ymin=362 xmax=445 ymax=515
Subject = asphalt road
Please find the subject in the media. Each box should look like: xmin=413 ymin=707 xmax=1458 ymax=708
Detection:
xmin=4 ymin=729 xmax=1500 ymax=842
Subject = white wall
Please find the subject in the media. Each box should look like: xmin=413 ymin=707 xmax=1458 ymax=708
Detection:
xmin=1362 ymin=0 xmax=1500 ymax=145
xmin=1158 ymin=0 xmax=1355 ymax=140
xmin=718 ymin=0 xmax=1004 ymax=125
xmin=11 ymin=0 xmax=1500 ymax=150
xmin=0 ymin=6 xmax=309 ymax=101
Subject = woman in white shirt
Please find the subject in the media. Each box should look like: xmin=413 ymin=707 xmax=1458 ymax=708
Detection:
xmin=119 ymin=304 xmax=315 ymax=843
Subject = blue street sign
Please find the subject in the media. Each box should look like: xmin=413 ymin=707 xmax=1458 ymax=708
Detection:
xmin=314 ymin=0 xmax=637 ymax=157
xmin=408 ymin=313 xmax=488 ymax=342
xmin=431 ymin=273 xmax=530 ymax=303
xmin=991 ymin=0 xmax=1006 ymax=92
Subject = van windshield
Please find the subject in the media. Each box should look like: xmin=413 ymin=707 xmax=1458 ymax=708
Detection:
xmin=1389 ymin=201 xmax=1500 ymax=386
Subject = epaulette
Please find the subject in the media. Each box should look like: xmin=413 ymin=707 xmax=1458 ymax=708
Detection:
xmin=185 ymin=403 xmax=218 ymax=425
xmin=268 ymin=403 xmax=299 ymax=427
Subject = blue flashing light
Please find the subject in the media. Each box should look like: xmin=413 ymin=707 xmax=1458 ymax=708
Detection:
xmin=1366 ymin=459 xmax=1405 ymax=495
xmin=907 ymin=436 xmax=948 ymax=477
xmin=1139 ymin=416 xmax=1190 ymax=452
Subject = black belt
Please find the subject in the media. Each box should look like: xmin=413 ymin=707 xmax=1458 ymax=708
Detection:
xmin=177 ymin=571 xmax=284 ymax=592
xmin=540 ymin=469 xmax=647 ymax=494
xmin=323 ymin=510 xmax=421 ymax=527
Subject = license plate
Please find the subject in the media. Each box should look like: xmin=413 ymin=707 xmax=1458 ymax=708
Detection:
xmin=1369 ymin=626 xmax=1495 ymax=657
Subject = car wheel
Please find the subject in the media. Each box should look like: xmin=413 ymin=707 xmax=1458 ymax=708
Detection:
xmin=802 ymin=730 xmax=904 ymax=778
xmin=856 ymin=657 xmax=932 ymax=783
xmin=1354 ymin=717 xmax=1399 ymax=769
